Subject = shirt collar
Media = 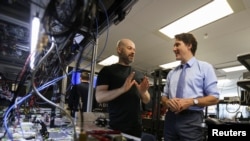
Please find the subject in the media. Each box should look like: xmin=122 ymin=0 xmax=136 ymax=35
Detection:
xmin=187 ymin=57 xmax=196 ymax=67
xmin=178 ymin=57 xmax=196 ymax=69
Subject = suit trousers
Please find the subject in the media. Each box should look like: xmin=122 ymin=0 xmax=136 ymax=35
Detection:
xmin=163 ymin=110 xmax=205 ymax=141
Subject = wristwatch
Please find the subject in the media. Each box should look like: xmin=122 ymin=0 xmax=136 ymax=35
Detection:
xmin=193 ymin=99 xmax=199 ymax=105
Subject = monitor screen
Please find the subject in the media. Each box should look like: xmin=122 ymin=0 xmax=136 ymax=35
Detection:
xmin=71 ymin=71 xmax=81 ymax=85
xmin=71 ymin=71 xmax=97 ymax=87
xmin=92 ymin=75 xmax=97 ymax=88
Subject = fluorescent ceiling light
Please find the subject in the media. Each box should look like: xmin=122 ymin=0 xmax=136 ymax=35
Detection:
xmin=159 ymin=0 xmax=233 ymax=38
xmin=98 ymin=55 xmax=119 ymax=66
xmin=221 ymin=65 xmax=246 ymax=72
xmin=159 ymin=61 xmax=180 ymax=69
xmin=30 ymin=16 xmax=40 ymax=69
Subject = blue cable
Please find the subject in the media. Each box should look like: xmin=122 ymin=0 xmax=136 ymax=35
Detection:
xmin=3 ymin=71 xmax=72 ymax=140
xmin=3 ymin=0 xmax=112 ymax=139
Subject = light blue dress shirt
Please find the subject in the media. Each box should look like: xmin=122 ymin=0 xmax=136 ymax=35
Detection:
xmin=163 ymin=57 xmax=219 ymax=110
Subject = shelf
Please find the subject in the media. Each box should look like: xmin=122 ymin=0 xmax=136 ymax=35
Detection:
xmin=237 ymin=52 xmax=250 ymax=71
xmin=218 ymin=100 xmax=240 ymax=104
xmin=237 ymin=53 xmax=250 ymax=90
xmin=237 ymin=79 xmax=250 ymax=91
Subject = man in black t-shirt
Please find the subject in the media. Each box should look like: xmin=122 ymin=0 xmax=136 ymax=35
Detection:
xmin=95 ymin=39 xmax=151 ymax=137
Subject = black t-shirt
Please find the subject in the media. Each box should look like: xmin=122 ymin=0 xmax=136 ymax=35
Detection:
xmin=96 ymin=63 xmax=144 ymax=131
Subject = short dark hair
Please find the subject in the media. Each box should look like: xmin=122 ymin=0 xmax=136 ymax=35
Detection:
xmin=175 ymin=33 xmax=197 ymax=55
xmin=81 ymin=72 xmax=89 ymax=80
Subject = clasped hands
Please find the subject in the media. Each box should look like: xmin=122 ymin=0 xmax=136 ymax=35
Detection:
xmin=167 ymin=98 xmax=190 ymax=114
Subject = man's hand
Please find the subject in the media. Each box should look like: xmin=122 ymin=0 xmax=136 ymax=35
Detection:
xmin=135 ymin=75 xmax=150 ymax=95
xmin=120 ymin=72 xmax=137 ymax=94
xmin=167 ymin=98 xmax=182 ymax=112
xmin=168 ymin=98 xmax=194 ymax=114
xmin=175 ymin=98 xmax=194 ymax=113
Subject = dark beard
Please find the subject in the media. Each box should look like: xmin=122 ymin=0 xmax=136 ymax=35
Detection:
xmin=121 ymin=56 xmax=133 ymax=65
xmin=120 ymin=51 xmax=133 ymax=64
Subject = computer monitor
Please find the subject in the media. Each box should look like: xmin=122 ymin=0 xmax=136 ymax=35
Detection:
xmin=71 ymin=71 xmax=97 ymax=87
xmin=71 ymin=71 xmax=81 ymax=85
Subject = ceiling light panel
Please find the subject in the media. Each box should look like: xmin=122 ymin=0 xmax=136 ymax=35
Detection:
xmin=98 ymin=55 xmax=119 ymax=66
xmin=159 ymin=0 xmax=234 ymax=38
